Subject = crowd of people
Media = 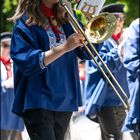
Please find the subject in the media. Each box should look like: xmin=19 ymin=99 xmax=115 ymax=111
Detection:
xmin=1 ymin=0 xmax=139 ymax=140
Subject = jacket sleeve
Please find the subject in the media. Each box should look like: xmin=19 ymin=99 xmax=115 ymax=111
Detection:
xmin=123 ymin=19 xmax=140 ymax=79
xmin=10 ymin=18 xmax=45 ymax=77
xmin=89 ymin=40 xmax=122 ymax=74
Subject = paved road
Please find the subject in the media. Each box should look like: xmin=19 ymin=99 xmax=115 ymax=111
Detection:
xmin=69 ymin=115 xmax=102 ymax=140
xmin=66 ymin=115 xmax=134 ymax=140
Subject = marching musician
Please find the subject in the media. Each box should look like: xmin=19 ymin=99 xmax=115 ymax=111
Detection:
xmin=0 ymin=32 xmax=24 ymax=140
xmin=84 ymin=3 xmax=130 ymax=140
xmin=8 ymin=0 xmax=99 ymax=140
xmin=122 ymin=18 xmax=140 ymax=140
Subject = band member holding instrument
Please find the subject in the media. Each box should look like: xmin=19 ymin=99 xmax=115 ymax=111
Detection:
xmin=84 ymin=4 xmax=130 ymax=140
xmin=122 ymin=18 xmax=140 ymax=140
xmin=7 ymin=0 xmax=100 ymax=140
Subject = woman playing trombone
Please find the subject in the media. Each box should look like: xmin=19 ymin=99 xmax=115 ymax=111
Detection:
xmin=8 ymin=0 xmax=99 ymax=140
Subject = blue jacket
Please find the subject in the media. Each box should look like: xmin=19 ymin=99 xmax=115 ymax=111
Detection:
xmin=10 ymin=15 xmax=97 ymax=116
xmin=1 ymin=88 xmax=24 ymax=130
xmin=1 ymin=62 xmax=24 ymax=130
xmin=122 ymin=18 xmax=140 ymax=132
xmin=85 ymin=37 xmax=130 ymax=115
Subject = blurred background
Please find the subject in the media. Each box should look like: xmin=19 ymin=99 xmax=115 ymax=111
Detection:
xmin=0 ymin=0 xmax=139 ymax=32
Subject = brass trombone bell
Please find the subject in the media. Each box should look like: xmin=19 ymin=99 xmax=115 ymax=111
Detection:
xmin=85 ymin=12 xmax=117 ymax=43
xmin=60 ymin=0 xmax=130 ymax=112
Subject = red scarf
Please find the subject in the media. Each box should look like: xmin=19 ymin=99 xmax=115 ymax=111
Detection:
xmin=112 ymin=33 xmax=121 ymax=43
xmin=0 ymin=57 xmax=12 ymax=79
xmin=40 ymin=2 xmax=63 ymax=34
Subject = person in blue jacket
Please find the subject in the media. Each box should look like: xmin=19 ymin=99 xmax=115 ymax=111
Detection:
xmin=121 ymin=18 xmax=140 ymax=140
xmin=0 ymin=32 xmax=24 ymax=140
xmin=84 ymin=4 xmax=130 ymax=140
xmin=8 ymin=0 xmax=100 ymax=140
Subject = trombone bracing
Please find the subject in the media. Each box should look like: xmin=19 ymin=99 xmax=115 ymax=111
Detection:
xmin=60 ymin=0 xmax=130 ymax=112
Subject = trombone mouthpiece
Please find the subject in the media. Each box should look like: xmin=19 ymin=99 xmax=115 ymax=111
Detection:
xmin=60 ymin=0 xmax=66 ymax=5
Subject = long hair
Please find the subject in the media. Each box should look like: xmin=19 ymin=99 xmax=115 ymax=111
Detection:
xmin=8 ymin=0 xmax=67 ymax=26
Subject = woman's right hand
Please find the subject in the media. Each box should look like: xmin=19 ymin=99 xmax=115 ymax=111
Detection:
xmin=43 ymin=33 xmax=85 ymax=66
xmin=63 ymin=33 xmax=85 ymax=53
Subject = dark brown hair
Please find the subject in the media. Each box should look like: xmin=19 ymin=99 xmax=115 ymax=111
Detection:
xmin=8 ymin=0 xmax=67 ymax=26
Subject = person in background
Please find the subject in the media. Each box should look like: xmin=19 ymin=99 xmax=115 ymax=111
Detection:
xmin=64 ymin=59 xmax=86 ymax=140
xmin=121 ymin=18 xmax=140 ymax=140
xmin=84 ymin=3 xmax=130 ymax=140
xmin=78 ymin=59 xmax=86 ymax=106
xmin=0 ymin=32 xmax=24 ymax=140
xmin=72 ymin=59 xmax=86 ymax=120
xmin=7 ymin=0 xmax=101 ymax=140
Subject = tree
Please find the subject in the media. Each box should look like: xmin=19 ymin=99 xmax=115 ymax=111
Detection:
xmin=1 ymin=0 xmax=17 ymax=32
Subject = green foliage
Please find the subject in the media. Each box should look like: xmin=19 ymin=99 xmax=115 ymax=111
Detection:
xmin=1 ymin=0 xmax=17 ymax=32
xmin=76 ymin=10 xmax=88 ymax=25
xmin=3 ymin=0 xmax=11 ymax=13
xmin=3 ymin=0 xmax=17 ymax=13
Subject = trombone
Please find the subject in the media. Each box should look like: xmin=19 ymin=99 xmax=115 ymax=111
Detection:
xmin=60 ymin=0 xmax=130 ymax=112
